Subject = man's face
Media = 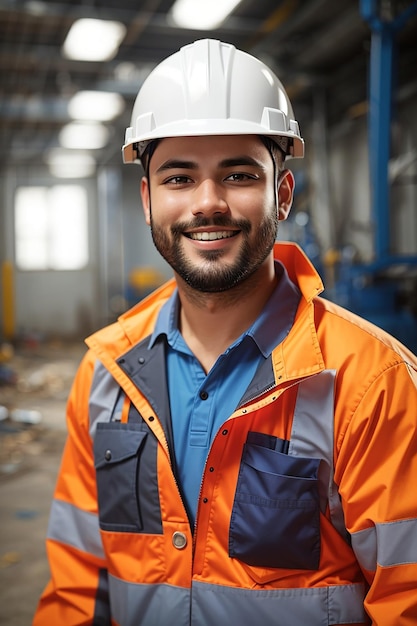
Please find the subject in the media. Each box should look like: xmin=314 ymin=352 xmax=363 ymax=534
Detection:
xmin=141 ymin=135 xmax=281 ymax=293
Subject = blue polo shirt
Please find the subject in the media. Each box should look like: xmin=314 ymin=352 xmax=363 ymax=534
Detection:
xmin=149 ymin=261 xmax=300 ymax=526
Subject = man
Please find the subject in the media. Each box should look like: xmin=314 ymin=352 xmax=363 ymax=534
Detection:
xmin=34 ymin=39 xmax=417 ymax=626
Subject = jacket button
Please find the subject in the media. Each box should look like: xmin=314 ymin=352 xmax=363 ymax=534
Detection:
xmin=104 ymin=450 xmax=112 ymax=461
xmin=172 ymin=532 xmax=187 ymax=550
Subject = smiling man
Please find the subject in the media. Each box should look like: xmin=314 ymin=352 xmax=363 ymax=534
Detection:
xmin=34 ymin=39 xmax=417 ymax=626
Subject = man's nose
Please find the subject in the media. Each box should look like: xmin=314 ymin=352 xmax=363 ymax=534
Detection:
xmin=191 ymin=179 xmax=228 ymax=217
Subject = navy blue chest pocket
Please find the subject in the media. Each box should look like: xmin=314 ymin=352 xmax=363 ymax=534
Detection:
xmin=229 ymin=432 xmax=321 ymax=570
xmin=94 ymin=422 xmax=162 ymax=534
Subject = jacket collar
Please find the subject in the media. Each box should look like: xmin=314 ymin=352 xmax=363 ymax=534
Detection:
xmin=87 ymin=242 xmax=325 ymax=385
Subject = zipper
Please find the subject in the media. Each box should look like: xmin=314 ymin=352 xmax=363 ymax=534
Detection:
xmin=237 ymin=381 xmax=278 ymax=410
xmin=192 ymin=381 xmax=281 ymax=555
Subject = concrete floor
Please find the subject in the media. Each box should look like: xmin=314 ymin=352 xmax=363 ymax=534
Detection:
xmin=0 ymin=341 xmax=86 ymax=626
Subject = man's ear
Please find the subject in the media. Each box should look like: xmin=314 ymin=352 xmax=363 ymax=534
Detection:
xmin=277 ymin=169 xmax=295 ymax=221
xmin=141 ymin=176 xmax=151 ymax=225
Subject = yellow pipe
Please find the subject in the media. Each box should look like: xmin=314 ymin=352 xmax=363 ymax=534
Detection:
xmin=260 ymin=0 xmax=299 ymax=34
xmin=245 ymin=0 xmax=299 ymax=47
xmin=2 ymin=261 xmax=15 ymax=340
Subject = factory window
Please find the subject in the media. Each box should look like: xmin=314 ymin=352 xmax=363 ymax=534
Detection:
xmin=14 ymin=185 xmax=89 ymax=270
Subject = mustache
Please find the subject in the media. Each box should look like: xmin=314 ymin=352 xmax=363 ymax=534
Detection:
xmin=171 ymin=216 xmax=251 ymax=235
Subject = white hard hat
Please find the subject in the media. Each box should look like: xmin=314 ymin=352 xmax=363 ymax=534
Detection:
xmin=123 ymin=38 xmax=304 ymax=164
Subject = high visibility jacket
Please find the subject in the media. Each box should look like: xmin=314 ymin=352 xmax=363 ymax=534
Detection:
xmin=33 ymin=242 xmax=417 ymax=626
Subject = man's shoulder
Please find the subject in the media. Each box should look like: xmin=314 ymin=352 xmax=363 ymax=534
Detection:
xmin=86 ymin=278 xmax=176 ymax=358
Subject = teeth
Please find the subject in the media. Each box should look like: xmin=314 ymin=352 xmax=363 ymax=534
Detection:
xmin=189 ymin=231 xmax=235 ymax=241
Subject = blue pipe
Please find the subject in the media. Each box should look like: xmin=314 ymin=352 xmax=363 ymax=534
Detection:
xmin=369 ymin=23 xmax=392 ymax=259
xmin=360 ymin=0 xmax=417 ymax=262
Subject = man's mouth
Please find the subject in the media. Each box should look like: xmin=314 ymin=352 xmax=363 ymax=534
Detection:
xmin=186 ymin=230 xmax=238 ymax=241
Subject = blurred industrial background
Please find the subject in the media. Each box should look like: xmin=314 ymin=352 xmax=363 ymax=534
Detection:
xmin=0 ymin=0 xmax=417 ymax=623
xmin=1 ymin=0 xmax=417 ymax=346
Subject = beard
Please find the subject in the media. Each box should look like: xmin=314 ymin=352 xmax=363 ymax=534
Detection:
xmin=150 ymin=211 xmax=278 ymax=293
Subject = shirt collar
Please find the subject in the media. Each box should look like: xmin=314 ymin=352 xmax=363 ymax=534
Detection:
xmin=149 ymin=260 xmax=300 ymax=357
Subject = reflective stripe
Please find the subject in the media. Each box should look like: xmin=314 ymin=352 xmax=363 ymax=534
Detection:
xmin=193 ymin=580 xmax=367 ymax=626
xmin=47 ymin=498 xmax=104 ymax=560
xmin=89 ymin=360 xmax=122 ymax=437
xmin=108 ymin=576 xmax=366 ymax=626
xmin=290 ymin=370 xmax=348 ymax=540
xmin=351 ymin=517 xmax=417 ymax=572
xmin=109 ymin=575 xmax=190 ymax=626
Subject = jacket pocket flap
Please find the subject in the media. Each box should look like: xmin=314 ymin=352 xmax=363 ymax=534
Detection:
xmin=244 ymin=443 xmax=320 ymax=479
xmin=94 ymin=423 xmax=147 ymax=469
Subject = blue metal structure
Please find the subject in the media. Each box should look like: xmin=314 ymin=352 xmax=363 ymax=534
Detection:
xmin=327 ymin=1 xmax=417 ymax=353
xmin=361 ymin=0 xmax=417 ymax=260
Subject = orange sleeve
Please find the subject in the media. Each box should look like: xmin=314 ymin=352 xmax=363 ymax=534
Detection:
xmin=336 ymin=361 xmax=417 ymax=625
xmin=33 ymin=351 xmax=112 ymax=626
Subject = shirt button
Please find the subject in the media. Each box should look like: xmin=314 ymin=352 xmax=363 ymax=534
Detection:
xmin=172 ymin=531 xmax=187 ymax=550
xmin=199 ymin=390 xmax=208 ymax=400
xmin=104 ymin=450 xmax=112 ymax=461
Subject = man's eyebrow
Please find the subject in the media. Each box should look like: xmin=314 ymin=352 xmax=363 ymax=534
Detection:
xmin=155 ymin=159 xmax=197 ymax=173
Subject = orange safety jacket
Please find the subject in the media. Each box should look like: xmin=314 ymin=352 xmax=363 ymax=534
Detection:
xmin=33 ymin=242 xmax=417 ymax=626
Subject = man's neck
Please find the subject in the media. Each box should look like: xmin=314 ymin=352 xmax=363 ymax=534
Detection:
xmin=176 ymin=260 xmax=277 ymax=373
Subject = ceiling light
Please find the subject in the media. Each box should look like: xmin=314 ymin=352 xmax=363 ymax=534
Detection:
xmin=62 ymin=18 xmax=126 ymax=62
xmin=68 ymin=91 xmax=125 ymax=121
xmin=170 ymin=0 xmax=243 ymax=30
xmin=59 ymin=121 xmax=110 ymax=150
xmin=46 ymin=149 xmax=96 ymax=178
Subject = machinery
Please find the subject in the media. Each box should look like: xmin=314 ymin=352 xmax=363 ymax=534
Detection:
xmin=327 ymin=0 xmax=417 ymax=352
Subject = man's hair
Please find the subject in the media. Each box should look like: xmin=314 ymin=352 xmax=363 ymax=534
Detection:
xmin=141 ymin=140 xmax=160 ymax=177
xmin=259 ymin=136 xmax=286 ymax=173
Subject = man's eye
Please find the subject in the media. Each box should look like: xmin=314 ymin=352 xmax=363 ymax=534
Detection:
xmin=226 ymin=173 xmax=256 ymax=182
xmin=165 ymin=175 xmax=191 ymax=184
